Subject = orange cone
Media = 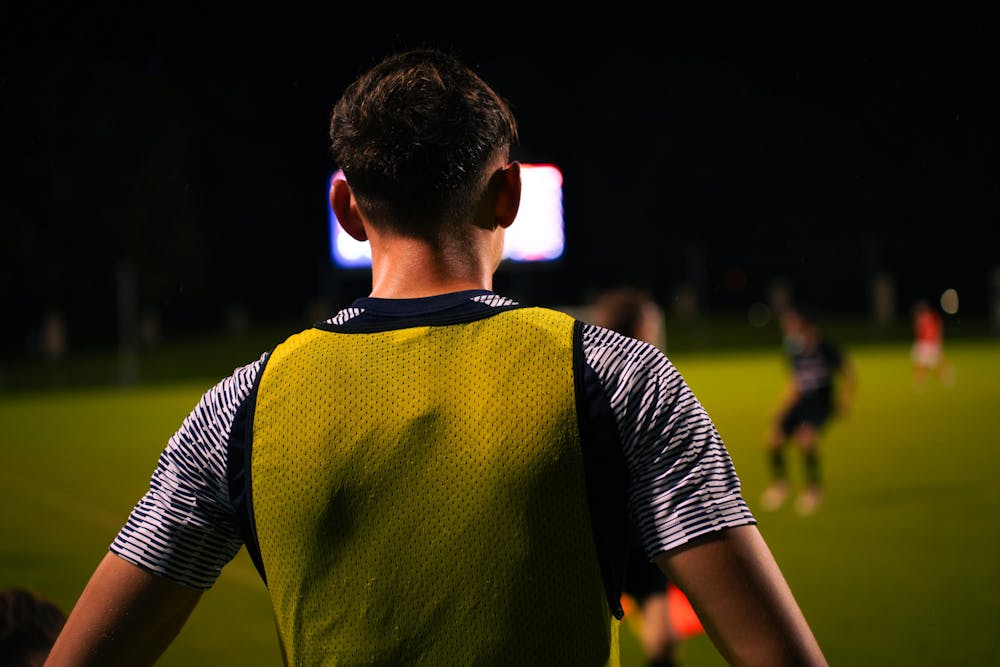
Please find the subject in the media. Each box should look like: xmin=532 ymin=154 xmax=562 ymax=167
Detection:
xmin=666 ymin=583 xmax=704 ymax=639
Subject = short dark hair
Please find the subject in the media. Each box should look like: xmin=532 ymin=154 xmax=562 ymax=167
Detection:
xmin=329 ymin=48 xmax=519 ymax=236
xmin=0 ymin=588 xmax=66 ymax=666
xmin=591 ymin=287 xmax=655 ymax=340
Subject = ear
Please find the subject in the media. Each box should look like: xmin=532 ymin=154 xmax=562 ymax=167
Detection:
xmin=493 ymin=161 xmax=521 ymax=229
xmin=330 ymin=177 xmax=368 ymax=242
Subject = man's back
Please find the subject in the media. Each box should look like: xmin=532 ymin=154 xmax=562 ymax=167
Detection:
xmin=242 ymin=303 xmax=615 ymax=663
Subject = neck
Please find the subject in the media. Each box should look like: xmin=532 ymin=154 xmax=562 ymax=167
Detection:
xmin=368 ymin=232 xmax=500 ymax=299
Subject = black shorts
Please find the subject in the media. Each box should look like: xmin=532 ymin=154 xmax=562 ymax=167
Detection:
xmin=780 ymin=395 xmax=833 ymax=436
xmin=622 ymin=530 xmax=668 ymax=604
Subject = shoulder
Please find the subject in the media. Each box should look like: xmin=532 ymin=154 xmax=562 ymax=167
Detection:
xmin=579 ymin=322 xmax=687 ymax=403
xmin=200 ymin=353 xmax=268 ymax=411
xmin=174 ymin=352 xmax=269 ymax=449
xmin=580 ymin=321 xmax=670 ymax=370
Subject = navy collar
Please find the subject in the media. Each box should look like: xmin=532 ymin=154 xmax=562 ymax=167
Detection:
xmin=318 ymin=290 xmax=525 ymax=332
xmin=350 ymin=290 xmax=497 ymax=317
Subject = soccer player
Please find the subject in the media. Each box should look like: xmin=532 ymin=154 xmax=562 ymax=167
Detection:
xmin=911 ymin=299 xmax=955 ymax=390
xmin=589 ymin=286 xmax=684 ymax=667
xmin=46 ymin=49 xmax=827 ymax=666
xmin=760 ymin=307 xmax=858 ymax=516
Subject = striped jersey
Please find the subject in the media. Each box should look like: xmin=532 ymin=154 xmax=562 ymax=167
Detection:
xmin=110 ymin=290 xmax=755 ymax=660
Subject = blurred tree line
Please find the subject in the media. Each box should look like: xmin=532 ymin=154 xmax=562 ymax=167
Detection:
xmin=2 ymin=47 xmax=211 ymax=359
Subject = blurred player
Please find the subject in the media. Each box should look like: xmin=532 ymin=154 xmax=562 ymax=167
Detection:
xmin=911 ymin=299 xmax=954 ymax=390
xmin=590 ymin=286 xmax=684 ymax=667
xmin=760 ymin=307 xmax=857 ymax=516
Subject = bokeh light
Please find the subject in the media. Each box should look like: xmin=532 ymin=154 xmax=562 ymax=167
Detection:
xmin=940 ymin=288 xmax=959 ymax=315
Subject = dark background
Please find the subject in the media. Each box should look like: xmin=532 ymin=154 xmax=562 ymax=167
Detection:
xmin=3 ymin=11 xmax=998 ymax=358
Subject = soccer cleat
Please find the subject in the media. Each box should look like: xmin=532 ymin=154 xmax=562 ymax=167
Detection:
xmin=794 ymin=486 xmax=823 ymax=516
xmin=760 ymin=481 xmax=789 ymax=511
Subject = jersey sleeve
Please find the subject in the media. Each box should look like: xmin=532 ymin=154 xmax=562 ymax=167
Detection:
xmin=581 ymin=324 xmax=755 ymax=561
xmin=109 ymin=353 xmax=268 ymax=590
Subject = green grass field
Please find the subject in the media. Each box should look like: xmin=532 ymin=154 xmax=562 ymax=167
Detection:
xmin=2 ymin=339 xmax=998 ymax=665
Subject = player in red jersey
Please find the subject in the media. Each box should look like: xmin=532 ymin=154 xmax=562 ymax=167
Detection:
xmin=911 ymin=300 xmax=954 ymax=390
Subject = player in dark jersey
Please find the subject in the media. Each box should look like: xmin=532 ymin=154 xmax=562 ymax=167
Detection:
xmin=760 ymin=307 xmax=858 ymax=515
xmin=47 ymin=49 xmax=828 ymax=666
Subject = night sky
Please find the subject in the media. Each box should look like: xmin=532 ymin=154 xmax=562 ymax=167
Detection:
xmin=3 ymin=12 xmax=998 ymax=353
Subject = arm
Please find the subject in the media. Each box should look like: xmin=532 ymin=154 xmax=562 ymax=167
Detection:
xmin=579 ymin=326 xmax=826 ymax=664
xmin=836 ymin=359 xmax=858 ymax=417
xmin=657 ymin=525 xmax=827 ymax=667
xmin=772 ymin=376 xmax=800 ymax=420
xmin=44 ymin=552 xmax=202 ymax=666
xmin=46 ymin=358 xmax=266 ymax=666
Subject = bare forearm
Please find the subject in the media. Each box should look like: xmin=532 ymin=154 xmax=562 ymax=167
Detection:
xmin=45 ymin=552 xmax=202 ymax=666
xmin=658 ymin=525 xmax=828 ymax=667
